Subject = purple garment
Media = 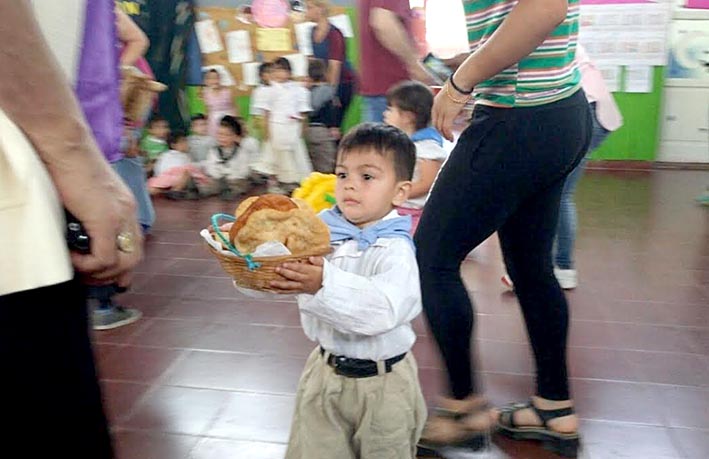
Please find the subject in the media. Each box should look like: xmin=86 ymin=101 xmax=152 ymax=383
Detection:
xmin=75 ymin=0 xmax=123 ymax=163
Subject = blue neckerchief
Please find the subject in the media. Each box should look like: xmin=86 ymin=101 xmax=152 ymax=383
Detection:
xmin=319 ymin=207 xmax=415 ymax=252
xmin=411 ymin=127 xmax=443 ymax=147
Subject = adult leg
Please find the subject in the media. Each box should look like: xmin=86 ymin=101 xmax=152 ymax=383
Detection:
xmin=1 ymin=279 xmax=114 ymax=457
xmin=554 ymin=105 xmax=610 ymax=271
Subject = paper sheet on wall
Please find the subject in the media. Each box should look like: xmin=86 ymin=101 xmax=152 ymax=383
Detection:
xmin=328 ymin=14 xmax=353 ymax=38
xmin=295 ymin=21 xmax=316 ymax=55
xmin=226 ymin=30 xmax=254 ymax=63
xmin=202 ymin=65 xmax=236 ymax=86
xmin=242 ymin=62 xmax=261 ymax=86
xmin=255 ymin=28 xmax=292 ymax=51
xmin=579 ymin=4 xmax=671 ymax=66
xmin=284 ymin=53 xmax=309 ymax=78
xmin=195 ymin=20 xmax=224 ymax=54
xmin=624 ymin=65 xmax=653 ymax=93
xmin=597 ymin=65 xmax=622 ymax=92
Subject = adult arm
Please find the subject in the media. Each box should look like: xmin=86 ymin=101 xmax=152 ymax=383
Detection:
xmin=369 ymin=7 xmax=438 ymax=85
xmin=0 ymin=0 xmax=142 ymax=283
xmin=116 ymin=7 xmax=149 ymax=67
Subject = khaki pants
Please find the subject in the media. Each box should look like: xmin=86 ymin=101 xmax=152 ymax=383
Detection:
xmin=286 ymin=348 xmax=427 ymax=459
xmin=305 ymin=125 xmax=336 ymax=174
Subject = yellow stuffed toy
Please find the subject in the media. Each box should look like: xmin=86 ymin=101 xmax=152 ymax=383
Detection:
xmin=292 ymin=173 xmax=336 ymax=213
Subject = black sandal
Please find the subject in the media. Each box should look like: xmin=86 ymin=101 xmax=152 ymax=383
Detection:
xmin=417 ymin=404 xmax=491 ymax=457
xmin=496 ymin=400 xmax=581 ymax=458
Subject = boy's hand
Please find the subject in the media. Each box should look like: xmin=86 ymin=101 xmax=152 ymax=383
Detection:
xmin=270 ymin=257 xmax=324 ymax=294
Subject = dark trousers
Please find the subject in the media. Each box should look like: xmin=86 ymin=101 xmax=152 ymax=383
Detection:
xmin=414 ymin=90 xmax=592 ymax=401
xmin=335 ymin=81 xmax=355 ymax=128
xmin=1 ymin=279 xmax=114 ymax=457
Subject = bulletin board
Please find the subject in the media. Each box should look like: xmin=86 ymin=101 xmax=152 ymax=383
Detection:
xmin=195 ymin=6 xmax=351 ymax=96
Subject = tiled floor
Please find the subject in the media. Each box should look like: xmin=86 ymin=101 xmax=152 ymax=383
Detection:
xmin=94 ymin=169 xmax=709 ymax=459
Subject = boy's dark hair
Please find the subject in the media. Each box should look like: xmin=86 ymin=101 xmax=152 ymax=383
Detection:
xmin=386 ymin=80 xmax=434 ymax=131
xmin=338 ymin=123 xmax=416 ymax=182
xmin=308 ymin=58 xmax=327 ymax=83
xmin=147 ymin=114 xmax=167 ymax=127
xmin=190 ymin=113 xmax=207 ymax=122
xmin=259 ymin=62 xmax=272 ymax=77
xmin=219 ymin=115 xmax=242 ymax=136
xmin=206 ymin=68 xmax=219 ymax=76
xmin=168 ymin=130 xmax=187 ymax=148
xmin=273 ymin=57 xmax=292 ymax=73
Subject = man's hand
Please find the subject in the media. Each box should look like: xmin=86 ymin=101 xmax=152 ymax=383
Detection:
xmin=270 ymin=257 xmax=324 ymax=294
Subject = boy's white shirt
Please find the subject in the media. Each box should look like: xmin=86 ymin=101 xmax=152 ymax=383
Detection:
xmin=203 ymin=137 xmax=259 ymax=181
xmin=249 ymin=84 xmax=270 ymax=116
xmin=254 ymin=81 xmax=311 ymax=124
xmin=297 ymin=210 xmax=422 ymax=361
xmin=400 ymin=139 xmax=449 ymax=210
xmin=153 ymin=149 xmax=191 ymax=176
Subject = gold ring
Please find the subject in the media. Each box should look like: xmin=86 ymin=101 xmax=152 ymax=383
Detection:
xmin=116 ymin=231 xmax=136 ymax=254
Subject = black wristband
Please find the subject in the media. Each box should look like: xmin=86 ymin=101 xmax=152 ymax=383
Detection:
xmin=449 ymin=73 xmax=473 ymax=95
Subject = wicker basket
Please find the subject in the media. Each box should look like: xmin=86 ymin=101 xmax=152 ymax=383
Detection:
xmin=204 ymin=213 xmax=331 ymax=292
xmin=206 ymin=237 xmax=331 ymax=292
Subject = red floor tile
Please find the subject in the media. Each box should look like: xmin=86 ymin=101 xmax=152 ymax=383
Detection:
xmin=100 ymin=346 xmax=184 ymax=383
xmin=112 ymin=430 xmax=198 ymax=459
xmin=206 ymin=392 xmax=295 ymax=443
xmin=101 ymin=381 xmax=150 ymax=425
xmin=580 ymin=421 xmax=683 ymax=459
xmin=123 ymin=386 xmax=229 ymax=435
xmin=190 ymin=438 xmax=287 ymax=459
xmin=669 ymin=427 xmax=709 ymax=459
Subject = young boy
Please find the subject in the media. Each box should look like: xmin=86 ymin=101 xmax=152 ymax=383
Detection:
xmin=384 ymin=81 xmax=448 ymax=233
xmin=252 ymin=57 xmax=312 ymax=194
xmin=270 ymin=123 xmax=427 ymax=459
xmin=305 ymin=58 xmax=337 ymax=173
xmin=248 ymin=61 xmax=272 ymax=143
xmin=203 ymin=115 xmax=259 ymax=200
xmin=140 ymin=115 xmax=170 ymax=167
xmin=188 ymin=113 xmax=214 ymax=163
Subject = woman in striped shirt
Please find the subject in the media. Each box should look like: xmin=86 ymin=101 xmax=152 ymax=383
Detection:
xmin=414 ymin=0 xmax=591 ymax=457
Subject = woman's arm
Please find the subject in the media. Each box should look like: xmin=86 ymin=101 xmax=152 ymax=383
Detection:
xmin=451 ymin=0 xmax=568 ymax=91
xmin=0 ymin=0 xmax=142 ymax=282
xmin=116 ymin=8 xmax=149 ymax=67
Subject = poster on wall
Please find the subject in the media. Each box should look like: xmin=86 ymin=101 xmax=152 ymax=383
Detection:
xmin=579 ymin=3 xmax=671 ymax=66
xmin=226 ymin=30 xmax=254 ymax=63
xmin=666 ymin=19 xmax=709 ymax=83
xmin=195 ymin=19 xmax=224 ymax=54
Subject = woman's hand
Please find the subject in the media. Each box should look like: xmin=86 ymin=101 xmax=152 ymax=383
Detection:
xmin=270 ymin=257 xmax=324 ymax=294
xmin=432 ymin=83 xmax=470 ymax=142
xmin=58 ymin=164 xmax=143 ymax=287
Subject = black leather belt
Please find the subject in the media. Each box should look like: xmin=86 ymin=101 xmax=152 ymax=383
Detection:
xmin=320 ymin=347 xmax=407 ymax=378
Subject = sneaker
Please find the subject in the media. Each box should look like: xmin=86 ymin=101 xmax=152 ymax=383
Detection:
xmin=554 ymin=268 xmax=578 ymax=290
xmin=92 ymin=305 xmax=143 ymax=331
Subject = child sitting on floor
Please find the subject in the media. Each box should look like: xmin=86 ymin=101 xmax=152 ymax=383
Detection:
xmin=188 ymin=113 xmax=214 ymax=163
xmin=203 ymin=115 xmax=260 ymax=200
xmin=384 ymin=81 xmax=448 ymax=233
xmin=270 ymin=123 xmax=427 ymax=459
xmin=140 ymin=114 xmax=170 ymax=172
xmin=147 ymin=131 xmax=213 ymax=199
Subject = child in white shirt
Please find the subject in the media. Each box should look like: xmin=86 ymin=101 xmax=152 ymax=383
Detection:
xmin=270 ymin=123 xmax=427 ymax=459
xmin=248 ymin=61 xmax=272 ymax=143
xmin=187 ymin=113 xmax=214 ymax=163
xmin=147 ymin=131 xmax=213 ymax=199
xmin=384 ymin=81 xmax=448 ymax=234
xmin=203 ymin=115 xmax=259 ymax=200
xmin=252 ymin=57 xmax=313 ymax=194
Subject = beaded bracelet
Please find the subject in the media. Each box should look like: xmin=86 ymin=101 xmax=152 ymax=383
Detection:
xmin=449 ymin=73 xmax=474 ymax=95
xmin=444 ymin=82 xmax=470 ymax=105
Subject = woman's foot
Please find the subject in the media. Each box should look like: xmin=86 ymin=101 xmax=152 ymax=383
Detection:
xmin=494 ymin=396 xmax=580 ymax=458
xmin=419 ymin=395 xmax=495 ymax=448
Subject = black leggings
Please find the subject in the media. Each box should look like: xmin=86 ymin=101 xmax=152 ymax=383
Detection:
xmin=1 ymin=279 xmax=114 ymax=457
xmin=414 ymin=90 xmax=591 ymax=401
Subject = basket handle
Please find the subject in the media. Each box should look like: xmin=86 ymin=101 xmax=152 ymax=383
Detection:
xmin=211 ymin=213 xmax=261 ymax=271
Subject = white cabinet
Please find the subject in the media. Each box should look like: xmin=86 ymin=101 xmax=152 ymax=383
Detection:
xmin=659 ymin=12 xmax=709 ymax=163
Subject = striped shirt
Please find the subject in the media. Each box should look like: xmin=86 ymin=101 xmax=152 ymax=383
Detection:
xmin=464 ymin=0 xmax=581 ymax=107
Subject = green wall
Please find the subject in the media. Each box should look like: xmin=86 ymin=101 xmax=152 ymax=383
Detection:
xmin=589 ymin=67 xmax=664 ymax=162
